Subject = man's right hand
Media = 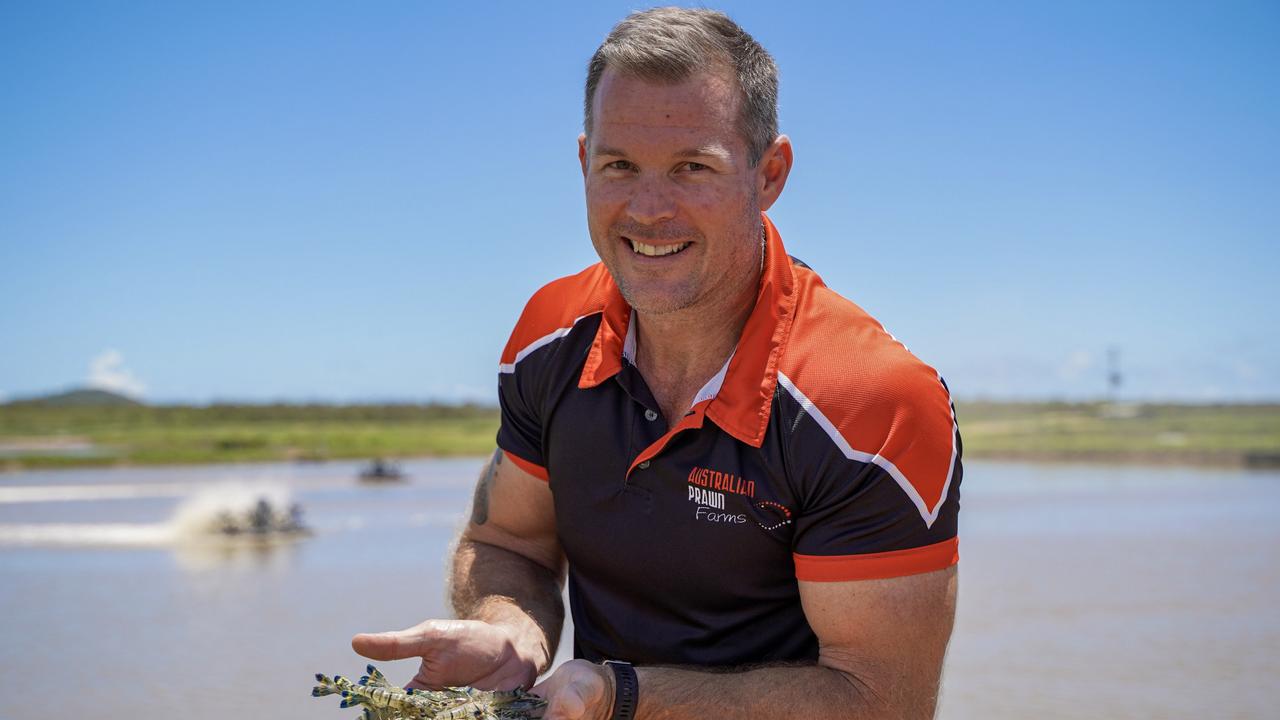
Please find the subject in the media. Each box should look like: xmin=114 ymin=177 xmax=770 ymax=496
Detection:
xmin=352 ymin=617 xmax=543 ymax=691
xmin=352 ymin=450 xmax=564 ymax=692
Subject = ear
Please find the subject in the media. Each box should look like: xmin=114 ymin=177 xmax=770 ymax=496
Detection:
xmin=755 ymin=135 xmax=793 ymax=212
xmin=578 ymin=133 xmax=588 ymax=178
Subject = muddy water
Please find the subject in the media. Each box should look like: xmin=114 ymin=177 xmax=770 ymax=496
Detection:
xmin=1 ymin=459 xmax=1276 ymax=719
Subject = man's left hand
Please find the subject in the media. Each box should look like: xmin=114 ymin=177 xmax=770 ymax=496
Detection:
xmin=530 ymin=660 xmax=613 ymax=720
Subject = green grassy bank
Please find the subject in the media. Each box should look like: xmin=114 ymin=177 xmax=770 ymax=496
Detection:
xmin=0 ymin=403 xmax=501 ymax=470
xmin=958 ymin=401 xmax=1280 ymax=467
xmin=2 ymin=399 xmax=1279 ymax=471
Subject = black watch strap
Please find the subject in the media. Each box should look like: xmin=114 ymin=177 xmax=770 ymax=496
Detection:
xmin=603 ymin=660 xmax=638 ymax=720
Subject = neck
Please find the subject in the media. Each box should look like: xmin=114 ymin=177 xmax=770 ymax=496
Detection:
xmin=632 ymin=267 xmax=760 ymax=424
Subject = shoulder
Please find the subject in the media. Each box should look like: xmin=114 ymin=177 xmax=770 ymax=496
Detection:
xmin=500 ymin=263 xmax=614 ymax=369
xmin=777 ymin=265 xmax=959 ymax=521
xmin=780 ymin=265 xmax=952 ymax=412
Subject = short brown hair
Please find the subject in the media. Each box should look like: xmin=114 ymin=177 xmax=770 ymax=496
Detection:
xmin=584 ymin=7 xmax=779 ymax=165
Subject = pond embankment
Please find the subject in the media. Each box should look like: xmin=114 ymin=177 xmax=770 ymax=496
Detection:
xmin=2 ymin=400 xmax=1278 ymax=471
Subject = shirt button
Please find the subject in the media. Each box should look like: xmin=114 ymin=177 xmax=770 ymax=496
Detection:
xmin=644 ymin=409 xmax=658 ymax=422
xmin=638 ymin=460 xmax=651 ymax=469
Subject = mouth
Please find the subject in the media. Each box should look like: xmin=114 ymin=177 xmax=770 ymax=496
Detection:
xmin=625 ymin=237 xmax=691 ymax=257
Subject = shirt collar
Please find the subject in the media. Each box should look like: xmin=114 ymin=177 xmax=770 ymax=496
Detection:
xmin=578 ymin=212 xmax=797 ymax=448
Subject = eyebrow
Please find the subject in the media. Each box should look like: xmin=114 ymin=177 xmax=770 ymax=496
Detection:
xmin=593 ymin=144 xmax=731 ymax=160
xmin=675 ymin=145 xmax=731 ymax=160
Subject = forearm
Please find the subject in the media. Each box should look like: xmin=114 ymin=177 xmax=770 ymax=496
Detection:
xmin=606 ymin=569 xmax=955 ymax=720
xmin=630 ymin=662 xmax=931 ymax=720
xmin=449 ymin=536 xmax=564 ymax=673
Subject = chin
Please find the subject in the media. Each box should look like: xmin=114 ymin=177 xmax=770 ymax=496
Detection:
xmin=614 ymin=277 xmax=701 ymax=315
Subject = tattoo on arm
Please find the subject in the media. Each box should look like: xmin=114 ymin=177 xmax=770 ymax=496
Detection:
xmin=470 ymin=449 xmax=501 ymax=525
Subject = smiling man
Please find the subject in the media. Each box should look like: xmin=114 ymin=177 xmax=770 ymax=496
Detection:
xmin=353 ymin=8 xmax=962 ymax=720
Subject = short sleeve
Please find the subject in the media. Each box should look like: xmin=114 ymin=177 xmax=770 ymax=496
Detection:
xmin=490 ymin=263 xmax=616 ymax=484
xmin=496 ymin=364 xmax=548 ymax=479
xmin=783 ymin=370 xmax=962 ymax=582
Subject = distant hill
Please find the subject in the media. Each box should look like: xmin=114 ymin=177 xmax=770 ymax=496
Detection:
xmin=3 ymin=387 xmax=144 ymax=407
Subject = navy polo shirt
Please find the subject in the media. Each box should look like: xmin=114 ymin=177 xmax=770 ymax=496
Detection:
xmin=496 ymin=214 xmax=961 ymax=667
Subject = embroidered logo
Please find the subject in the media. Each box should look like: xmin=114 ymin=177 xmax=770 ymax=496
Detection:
xmin=753 ymin=500 xmax=793 ymax=531
xmin=686 ymin=466 xmax=755 ymax=524
xmin=686 ymin=466 xmax=755 ymax=498
xmin=686 ymin=466 xmax=762 ymax=520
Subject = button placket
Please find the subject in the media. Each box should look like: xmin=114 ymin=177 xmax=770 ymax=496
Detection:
xmin=627 ymin=399 xmax=664 ymax=484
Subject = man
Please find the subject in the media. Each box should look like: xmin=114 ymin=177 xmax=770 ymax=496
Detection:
xmin=353 ymin=8 xmax=961 ymax=719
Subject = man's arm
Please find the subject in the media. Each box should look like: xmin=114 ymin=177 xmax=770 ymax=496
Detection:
xmin=451 ymin=448 xmax=566 ymax=680
xmin=533 ymin=566 xmax=957 ymax=720
xmin=353 ymin=448 xmax=565 ymax=690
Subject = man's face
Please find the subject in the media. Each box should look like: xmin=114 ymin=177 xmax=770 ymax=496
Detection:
xmin=580 ymin=67 xmax=766 ymax=317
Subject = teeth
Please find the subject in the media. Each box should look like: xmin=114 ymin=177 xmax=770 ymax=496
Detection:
xmin=629 ymin=239 xmax=690 ymax=257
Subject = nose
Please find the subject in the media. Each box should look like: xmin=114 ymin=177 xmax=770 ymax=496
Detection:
xmin=624 ymin=176 xmax=677 ymax=225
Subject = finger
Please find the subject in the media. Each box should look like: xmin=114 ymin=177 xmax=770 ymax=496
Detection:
xmin=492 ymin=672 xmax=532 ymax=692
xmin=408 ymin=662 xmax=494 ymax=692
xmin=404 ymin=676 xmax=437 ymax=692
xmin=473 ymin=666 xmax=533 ymax=692
xmin=351 ymin=631 xmax=411 ymax=661
xmin=407 ymin=666 xmax=460 ymax=692
xmin=351 ymin=625 xmax=443 ymax=661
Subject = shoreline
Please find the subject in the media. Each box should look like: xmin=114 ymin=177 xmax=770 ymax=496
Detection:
xmin=5 ymin=447 xmax=1279 ymax=475
xmin=4 ymin=400 xmax=1278 ymax=473
xmin=965 ymin=448 xmax=1280 ymax=469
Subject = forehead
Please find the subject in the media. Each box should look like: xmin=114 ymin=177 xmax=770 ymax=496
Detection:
xmin=590 ymin=67 xmax=743 ymax=154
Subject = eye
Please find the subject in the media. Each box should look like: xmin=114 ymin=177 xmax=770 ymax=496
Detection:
xmin=680 ymin=161 xmax=709 ymax=172
xmin=604 ymin=160 xmax=635 ymax=171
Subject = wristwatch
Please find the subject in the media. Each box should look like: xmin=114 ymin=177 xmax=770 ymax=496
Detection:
xmin=602 ymin=660 xmax=638 ymax=720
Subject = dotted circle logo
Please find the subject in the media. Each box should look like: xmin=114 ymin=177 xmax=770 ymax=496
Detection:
xmin=753 ymin=500 xmax=793 ymax=531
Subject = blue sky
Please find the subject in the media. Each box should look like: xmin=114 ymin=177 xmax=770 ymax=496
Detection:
xmin=1 ymin=1 xmax=1277 ymax=404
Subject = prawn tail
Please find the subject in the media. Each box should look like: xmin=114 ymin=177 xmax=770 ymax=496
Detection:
xmin=360 ymin=664 xmax=391 ymax=688
xmin=339 ymin=689 xmax=370 ymax=709
xmin=312 ymin=673 xmax=341 ymax=697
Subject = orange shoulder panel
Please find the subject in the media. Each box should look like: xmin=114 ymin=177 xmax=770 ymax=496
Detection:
xmin=778 ymin=267 xmax=958 ymax=519
xmin=500 ymin=263 xmax=614 ymax=365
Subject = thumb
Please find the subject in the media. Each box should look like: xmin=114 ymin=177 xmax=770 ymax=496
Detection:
xmin=351 ymin=624 xmax=442 ymax=661
xmin=540 ymin=677 xmax=597 ymax=720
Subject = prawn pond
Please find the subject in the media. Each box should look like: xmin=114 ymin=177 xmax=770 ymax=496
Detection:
xmin=1 ymin=458 xmax=1276 ymax=719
